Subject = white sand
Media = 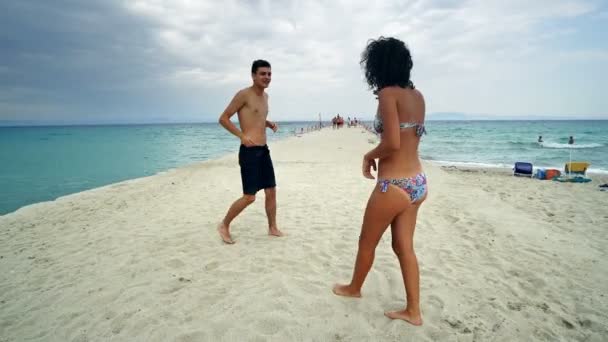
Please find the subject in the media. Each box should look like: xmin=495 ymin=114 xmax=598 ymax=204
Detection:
xmin=1 ymin=128 xmax=607 ymax=341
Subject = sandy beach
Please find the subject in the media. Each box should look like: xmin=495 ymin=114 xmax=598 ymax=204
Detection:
xmin=1 ymin=127 xmax=607 ymax=341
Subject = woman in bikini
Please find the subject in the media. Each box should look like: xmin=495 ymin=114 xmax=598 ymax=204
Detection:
xmin=333 ymin=37 xmax=427 ymax=326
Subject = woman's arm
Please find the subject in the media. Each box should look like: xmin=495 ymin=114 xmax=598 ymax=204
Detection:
xmin=364 ymin=88 xmax=400 ymax=160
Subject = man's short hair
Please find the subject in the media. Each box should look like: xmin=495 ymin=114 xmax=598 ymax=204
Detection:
xmin=252 ymin=59 xmax=271 ymax=74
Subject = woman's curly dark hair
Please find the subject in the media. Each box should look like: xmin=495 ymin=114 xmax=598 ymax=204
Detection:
xmin=361 ymin=37 xmax=414 ymax=93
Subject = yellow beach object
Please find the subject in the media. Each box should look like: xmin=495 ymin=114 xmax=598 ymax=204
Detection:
xmin=565 ymin=162 xmax=590 ymax=175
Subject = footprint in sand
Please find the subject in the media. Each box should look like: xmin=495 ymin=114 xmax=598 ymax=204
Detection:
xmin=175 ymin=332 xmax=208 ymax=342
xmin=104 ymin=311 xmax=118 ymax=321
xmin=442 ymin=316 xmax=472 ymax=334
xmin=527 ymin=275 xmax=547 ymax=289
xmin=160 ymin=285 xmax=184 ymax=295
xmin=427 ymin=294 xmax=445 ymax=310
xmin=71 ymin=333 xmax=88 ymax=342
xmin=560 ymin=318 xmax=575 ymax=329
xmin=110 ymin=309 xmax=140 ymax=334
xmin=490 ymin=315 xmax=510 ymax=333
xmin=159 ymin=279 xmax=187 ymax=295
xmin=535 ymin=302 xmax=550 ymax=313
xmin=446 ymin=215 xmax=460 ymax=224
xmin=507 ymin=302 xmax=526 ymax=311
xmin=204 ymin=261 xmax=219 ymax=271
xmin=166 ymin=258 xmax=185 ymax=269
xmin=577 ymin=318 xmax=594 ymax=328
xmin=334 ymin=241 xmax=348 ymax=250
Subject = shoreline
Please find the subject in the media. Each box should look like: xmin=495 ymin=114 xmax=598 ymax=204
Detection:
xmin=0 ymin=125 xmax=325 ymax=217
xmin=427 ymin=160 xmax=608 ymax=175
xmin=4 ymin=146 xmax=606 ymax=219
xmin=3 ymin=122 xmax=607 ymax=216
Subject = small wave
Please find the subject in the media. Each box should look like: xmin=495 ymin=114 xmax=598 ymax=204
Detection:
xmin=509 ymin=141 xmax=539 ymax=148
xmin=588 ymin=168 xmax=608 ymax=175
xmin=428 ymin=160 xmax=512 ymax=169
xmin=540 ymin=142 xmax=603 ymax=149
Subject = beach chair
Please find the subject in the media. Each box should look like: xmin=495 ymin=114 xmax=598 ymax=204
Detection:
xmin=565 ymin=162 xmax=590 ymax=176
xmin=513 ymin=162 xmax=533 ymax=178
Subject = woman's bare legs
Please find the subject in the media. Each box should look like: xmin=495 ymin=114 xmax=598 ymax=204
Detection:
xmin=384 ymin=195 xmax=425 ymax=326
xmin=333 ymin=185 xmax=410 ymax=297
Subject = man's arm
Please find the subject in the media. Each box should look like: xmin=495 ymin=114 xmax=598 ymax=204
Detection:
xmin=218 ymin=90 xmax=246 ymax=138
xmin=263 ymin=93 xmax=278 ymax=132
xmin=265 ymin=120 xmax=278 ymax=132
xmin=218 ymin=91 xmax=256 ymax=146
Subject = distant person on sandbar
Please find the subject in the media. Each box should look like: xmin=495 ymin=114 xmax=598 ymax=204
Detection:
xmin=333 ymin=37 xmax=427 ymax=326
xmin=538 ymin=135 xmax=543 ymax=143
xmin=217 ymin=59 xmax=284 ymax=244
xmin=568 ymin=136 xmax=574 ymax=145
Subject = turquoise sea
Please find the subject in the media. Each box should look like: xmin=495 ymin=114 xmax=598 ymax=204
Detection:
xmin=1 ymin=120 xmax=606 ymax=215
xmin=418 ymin=120 xmax=608 ymax=171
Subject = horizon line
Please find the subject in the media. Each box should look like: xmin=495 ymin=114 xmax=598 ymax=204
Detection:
xmin=1 ymin=117 xmax=608 ymax=128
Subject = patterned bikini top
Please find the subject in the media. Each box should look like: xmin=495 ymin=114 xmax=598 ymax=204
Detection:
xmin=373 ymin=114 xmax=427 ymax=137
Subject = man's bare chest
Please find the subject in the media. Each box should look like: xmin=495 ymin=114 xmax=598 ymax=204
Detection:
xmin=246 ymin=98 xmax=268 ymax=117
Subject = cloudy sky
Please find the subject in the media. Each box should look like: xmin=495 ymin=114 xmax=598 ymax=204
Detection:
xmin=1 ymin=0 xmax=607 ymax=124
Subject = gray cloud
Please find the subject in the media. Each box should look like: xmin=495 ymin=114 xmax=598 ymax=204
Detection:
xmin=1 ymin=0 xmax=607 ymax=125
xmin=0 ymin=0 xmax=188 ymax=123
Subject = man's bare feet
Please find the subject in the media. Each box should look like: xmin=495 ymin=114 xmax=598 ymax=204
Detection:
xmin=217 ymin=222 xmax=234 ymax=244
xmin=384 ymin=309 xmax=423 ymax=326
xmin=332 ymin=284 xmax=362 ymax=298
xmin=268 ymin=226 xmax=284 ymax=237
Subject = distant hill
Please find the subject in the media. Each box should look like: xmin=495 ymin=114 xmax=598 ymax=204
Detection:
xmin=427 ymin=112 xmax=468 ymax=121
xmin=427 ymin=113 xmax=607 ymax=121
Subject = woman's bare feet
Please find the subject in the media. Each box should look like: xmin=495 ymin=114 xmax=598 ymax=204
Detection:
xmin=268 ymin=226 xmax=284 ymax=237
xmin=332 ymin=284 xmax=362 ymax=298
xmin=217 ymin=223 xmax=234 ymax=244
xmin=384 ymin=309 xmax=423 ymax=326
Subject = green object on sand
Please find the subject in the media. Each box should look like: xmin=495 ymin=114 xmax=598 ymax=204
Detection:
xmin=553 ymin=176 xmax=592 ymax=183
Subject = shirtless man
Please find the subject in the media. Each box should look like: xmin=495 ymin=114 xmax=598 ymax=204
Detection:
xmin=217 ymin=59 xmax=283 ymax=244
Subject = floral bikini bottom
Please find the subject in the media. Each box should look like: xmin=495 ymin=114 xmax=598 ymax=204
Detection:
xmin=378 ymin=173 xmax=427 ymax=203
